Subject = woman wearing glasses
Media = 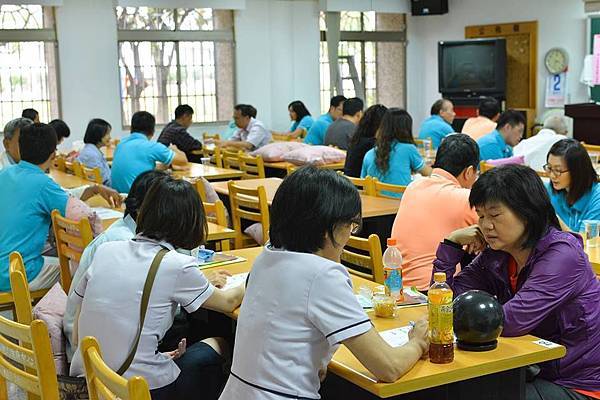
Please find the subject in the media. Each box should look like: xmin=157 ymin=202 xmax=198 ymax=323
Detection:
xmin=544 ymin=139 xmax=600 ymax=232
xmin=219 ymin=166 xmax=429 ymax=400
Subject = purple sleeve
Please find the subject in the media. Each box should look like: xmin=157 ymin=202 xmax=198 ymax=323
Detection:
xmin=432 ymin=242 xmax=495 ymax=296
xmin=502 ymin=241 xmax=586 ymax=337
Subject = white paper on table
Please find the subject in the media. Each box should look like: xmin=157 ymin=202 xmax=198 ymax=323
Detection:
xmin=356 ymin=294 xmax=373 ymax=308
xmin=533 ymin=339 xmax=561 ymax=349
xmin=222 ymin=272 xmax=249 ymax=291
xmin=92 ymin=207 xmax=124 ymax=219
xmin=379 ymin=326 xmax=412 ymax=348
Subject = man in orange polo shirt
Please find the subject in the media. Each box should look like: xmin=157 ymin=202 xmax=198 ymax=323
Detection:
xmin=462 ymin=97 xmax=500 ymax=141
xmin=391 ymin=134 xmax=479 ymax=291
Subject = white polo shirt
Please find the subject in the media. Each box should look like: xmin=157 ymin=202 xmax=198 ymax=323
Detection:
xmin=231 ymin=118 xmax=272 ymax=149
xmin=69 ymin=236 xmax=215 ymax=390
xmin=219 ymin=245 xmax=372 ymax=400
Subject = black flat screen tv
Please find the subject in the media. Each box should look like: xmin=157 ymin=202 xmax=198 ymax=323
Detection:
xmin=438 ymin=39 xmax=507 ymax=96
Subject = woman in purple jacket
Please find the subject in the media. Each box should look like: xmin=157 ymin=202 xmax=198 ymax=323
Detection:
xmin=433 ymin=164 xmax=600 ymax=400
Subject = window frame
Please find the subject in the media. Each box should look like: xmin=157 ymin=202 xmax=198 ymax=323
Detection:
xmin=116 ymin=7 xmax=236 ymax=129
xmin=319 ymin=12 xmax=407 ymax=112
xmin=0 ymin=5 xmax=61 ymax=128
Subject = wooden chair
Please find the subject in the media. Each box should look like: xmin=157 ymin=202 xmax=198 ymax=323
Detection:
xmin=228 ymin=181 xmax=270 ymax=249
xmin=222 ymin=149 xmax=241 ymax=170
xmin=371 ymin=178 xmax=407 ymax=199
xmin=286 ymin=165 xmax=298 ymax=175
xmin=479 ymin=161 xmax=494 ymax=174
xmin=66 ymin=160 xmax=83 ymax=177
xmin=0 ymin=253 xmax=49 ymax=317
xmin=0 ymin=316 xmax=59 ymax=399
xmin=81 ymin=336 xmax=151 ymax=400
xmin=582 ymin=142 xmax=600 ymax=153
xmin=271 ymin=133 xmax=294 ymax=142
xmin=53 ymin=156 xmax=66 ymax=172
xmin=81 ymin=165 xmax=103 ymax=184
xmin=345 ymin=176 xmax=374 ymax=195
xmin=203 ymin=200 xmax=230 ymax=251
xmin=202 ymin=132 xmax=220 ymax=142
xmin=51 ymin=210 xmax=94 ymax=293
xmin=195 ymin=179 xmax=208 ymax=203
xmin=414 ymin=139 xmax=424 ymax=147
xmin=341 ymin=234 xmax=384 ymax=284
xmin=9 ymin=252 xmax=35 ymax=325
xmin=202 ymin=145 xmax=223 ymax=168
xmin=239 ymin=153 xmax=266 ymax=179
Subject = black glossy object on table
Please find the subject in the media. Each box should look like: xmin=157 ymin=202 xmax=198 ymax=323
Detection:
xmin=453 ymin=289 xmax=504 ymax=351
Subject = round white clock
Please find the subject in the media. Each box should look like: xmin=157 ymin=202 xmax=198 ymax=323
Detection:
xmin=545 ymin=48 xmax=569 ymax=74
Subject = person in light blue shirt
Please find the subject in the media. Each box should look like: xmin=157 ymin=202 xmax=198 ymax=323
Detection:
xmin=272 ymin=101 xmax=314 ymax=139
xmin=111 ymin=111 xmax=188 ymax=193
xmin=77 ymin=118 xmax=112 ymax=186
xmin=478 ymin=110 xmax=525 ymax=161
xmin=361 ymin=108 xmax=432 ymax=197
xmin=304 ymin=95 xmax=346 ymax=145
xmin=418 ymin=99 xmax=456 ymax=149
xmin=0 ymin=124 xmax=66 ymax=292
xmin=545 ymin=138 xmax=600 ymax=232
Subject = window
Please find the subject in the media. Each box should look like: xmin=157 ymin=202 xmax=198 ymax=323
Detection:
xmin=116 ymin=7 xmax=235 ymax=126
xmin=0 ymin=5 xmax=59 ymax=128
xmin=320 ymin=12 xmax=406 ymax=113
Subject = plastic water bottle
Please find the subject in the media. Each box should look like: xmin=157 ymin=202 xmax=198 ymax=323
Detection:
xmin=383 ymin=238 xmax=404 ymax=303
xmin=428 ymin=272 xmax=454 ymax=364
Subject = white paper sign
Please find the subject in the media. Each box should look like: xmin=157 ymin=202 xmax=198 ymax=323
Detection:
xmin=533 ymin=339 xmax=561 ymax=349
xmin=92 ymin=207 xmax=124 ymax=219
xmin=545 ymin=72 xmax=567 ymax=108
xmin=379 ymin=326 xmax=412 ymax=348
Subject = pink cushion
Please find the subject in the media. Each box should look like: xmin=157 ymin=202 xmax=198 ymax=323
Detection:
xmin=33 ymin=283 xmax=68 ymax=375
xmin=282 ymin=145 xmax=346 ymax=166
xmin=65 ymin=196 xmax=103 ymax=275
xmin=244 ymin=223 xmax=265 ymax=245
xmin=485 ymin=155 xmax=525 ymax=166
xmin=250 ymin=142 xmax=308 ymax=162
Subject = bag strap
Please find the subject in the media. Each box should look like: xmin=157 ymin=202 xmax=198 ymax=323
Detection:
xmin=117 ymin=248 xmax=169 ymax=375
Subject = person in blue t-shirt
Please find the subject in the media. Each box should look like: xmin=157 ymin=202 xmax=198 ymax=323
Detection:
xmin=477 ymin=110 xmax=525 ymax=161
xmin=111 ymin=111 xmax=188 ymax=193
xmin=418 ymin=99 xmax=456 ymax=149
xmin=272 ymin=100 xmax=314 ymax=139
xmin=362 ymin=108 xmax=432 ymax=197
xmin=304 ymin=95 xmax=346 ymax=145
xmin=545 ymin=138 xmax=600 ymax=232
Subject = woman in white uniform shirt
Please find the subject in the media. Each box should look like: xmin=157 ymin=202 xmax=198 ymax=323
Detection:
xmin=220 ymin=166 xmax=429 ymax=400
xmin=70 ymin=177 xmax=244 ymax=400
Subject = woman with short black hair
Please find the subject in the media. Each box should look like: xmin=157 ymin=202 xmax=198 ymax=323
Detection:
xmin=220 ymin=166 xmax=429 ymax=400
xmin=433 ymin=165 xmax=600 ymax=400
xmin=77 ymin=118 xmax=113 ymax=186
xmin=544 ymin=138 xmax=600 ymax=232
xmin=70 ymin=178 xmax=244 ymax=400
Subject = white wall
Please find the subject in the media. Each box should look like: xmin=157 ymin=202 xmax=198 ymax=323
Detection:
xmin=406 ymin=0 xmax=589 ymax=127
xmin=234 ymin=0 xmax=321 ymax=131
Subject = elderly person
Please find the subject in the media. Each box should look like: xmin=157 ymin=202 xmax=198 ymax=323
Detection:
xmin=513 ymin=115 xmax=568 ymax=171
xmin=1 ymin=117 xmax=33 ymax=170
xmin=433 ymin=165 xmax=600 ymax=400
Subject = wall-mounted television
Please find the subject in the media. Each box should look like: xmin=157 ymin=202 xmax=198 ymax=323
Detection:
xmin=438 ymin=39 xmax=507 ymax=97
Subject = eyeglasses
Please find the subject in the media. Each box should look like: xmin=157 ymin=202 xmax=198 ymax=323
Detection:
xmin=543 ymin=164 xmax=569 ymax=177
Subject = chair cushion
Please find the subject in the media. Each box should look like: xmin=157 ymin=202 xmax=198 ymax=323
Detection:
xmin=249 ymin=142 xmax=308 ymax=162
xmin=485 ymin=155 xmax=525 ymax=166
xmin=33 ymin=283 xmax=68 ymax=375
xmin=282 ymin=145 xmax=346 ymax=166
xmin=244 ymin=223 xmax=265 ymax=245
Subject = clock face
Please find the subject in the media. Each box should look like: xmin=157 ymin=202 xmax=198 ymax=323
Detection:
xmin=545 ymin=48 xmax=568 ymax=74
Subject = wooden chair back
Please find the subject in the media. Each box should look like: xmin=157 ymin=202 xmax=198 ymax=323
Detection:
xmin=341 ymin=234 xmax=384 ymax=284
xmin=0 ymin=316 xmax=58 ymax=399
xmin=202 ymin=145 xmax=223 ymax=168
xmin=479 ymin=161 xmax=494 ymax=174
xmin=202 ymin=132 xmax=220 ymax=142
xmin=0 ymin=252 xmax=48 ymax=316
xmin=371 ymin=178 xmax=407 ymax=199
xmin=286 ymin=165 xmax=298 ymax=175
xmin=53 ymin=156 xmax=66 ymax=172
xmin=271 ymin=133 xmax=293 ymax=142
xmin=9 ymin=252 xmax=34 ymax=326
xmin=227 ymin=181 xmax=270 ymax=248
xmin=81 ymin=336 xmax=151 ymax=400
xmin=66 ymin=160 xmax=83 ymax=177
xmin=345 ymin=176 xmax=374 ymax=195
xmin=414 ymin=139 xmax=424 ymax=147
xmin=81 ymin=166 xmax=103 ymax=184
xmin=203 ymin=200 xmax=230 ymax=251
xmin=51 ymin=210 xmax=94 ymax=293
xmin=222 ymin=149 xmax=241 ymax=170
xmin=195 ymin=180 xmax=208 ymax=203
xmin=239 ymin=153 xmax=266 ymax=179
xmin=582 ymin=142 xmax=600 ymax=153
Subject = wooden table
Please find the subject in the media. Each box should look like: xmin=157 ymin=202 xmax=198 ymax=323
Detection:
xmin=204 ymin=247 xmax=566 ymax=399
xmin=211 ymin=178 xmax=400 ymax=219
xmin=172 ymin=163 xmax=243 ymax=181
xmin=585 ymin=246 xmax=600 ymax=276
xmin=49 ymin=168 xmax=93 ymax=188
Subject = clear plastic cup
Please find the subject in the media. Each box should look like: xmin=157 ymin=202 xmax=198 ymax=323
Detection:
xmin=584 ymin=220 xmax=600 ymax=248
xmin=373 ymin=294 xmax=396 ymax=318
xmin=201 ymin=157 xmax=211 ymax=166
